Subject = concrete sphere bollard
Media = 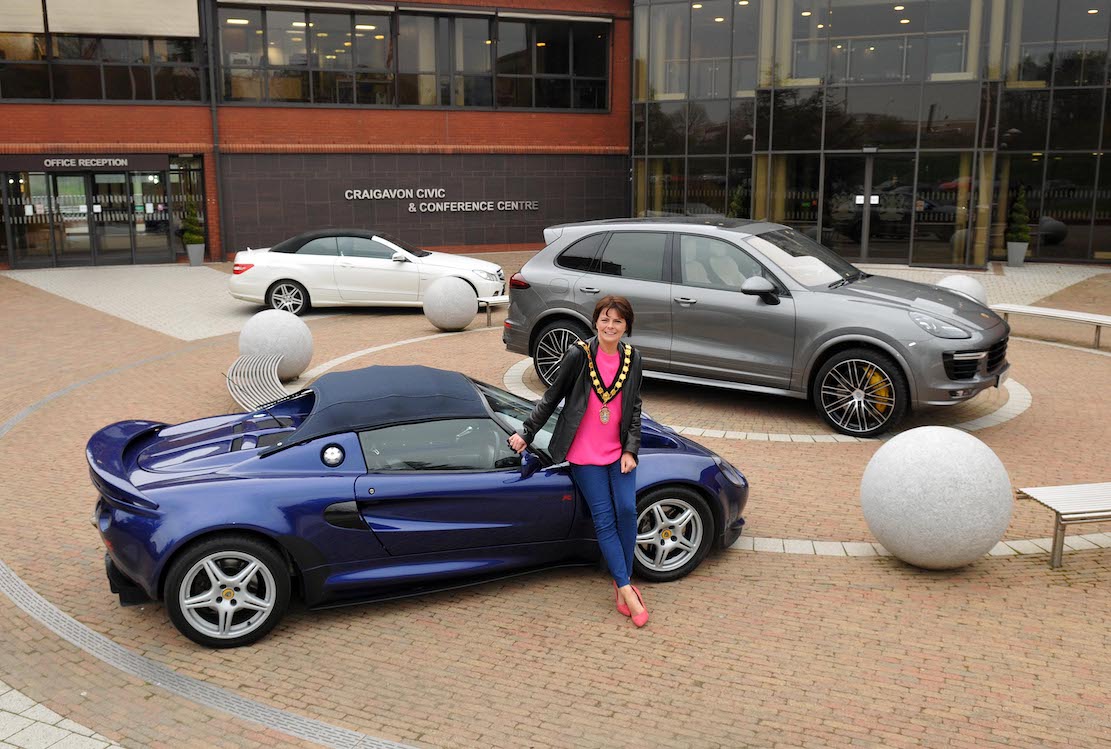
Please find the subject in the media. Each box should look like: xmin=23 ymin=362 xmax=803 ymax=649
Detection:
xmin=860 ymin=426 xmax=1013 ymax=570
xmin=937 ymin=274 xmax=988 ymax=307
xmin=239 ymin=309 xmax=313 ymax=381
xmin=423 ymin=276 xmax=477 ymax=331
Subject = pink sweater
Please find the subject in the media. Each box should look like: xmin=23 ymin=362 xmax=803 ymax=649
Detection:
xmin=565 ymin=348 xmax=623 ymax=466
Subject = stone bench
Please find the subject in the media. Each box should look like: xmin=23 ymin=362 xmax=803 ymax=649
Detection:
xmin=1018 ymin=482 xmax=1111 ymax=567
xmin=226 ymin=354 xmax=289 ymax=411
xmin=991 ymin=304 xmax=1111 ymax=348
xmin=477 ymin=294 xmax=510 ymax=327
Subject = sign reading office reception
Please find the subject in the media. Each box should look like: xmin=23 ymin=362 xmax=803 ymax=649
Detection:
xmin=344 ymin=187 xmax=540 ymax=214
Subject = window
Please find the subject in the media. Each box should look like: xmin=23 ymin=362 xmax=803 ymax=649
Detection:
xmin=476 ymin=381 xmax=557 ymax=456
xmin=678 ymin=235 xmax=769 ymax=290
xmin=340 ymin=236 xmax=394 ymax=259
xmin=298 ymin=237 xmax=339 ymax=255
xmin=359 ymin=419 xmax=518 ymax=471
xmin=556 ymin=233 xmax=606 ymax=271
xmin=0 ymin=33 xmax=49 ymax=98
xmin=595 ymin=233 xmax=668 ymax=282
xmin=498 ymin=19 xmax=607 ymax=110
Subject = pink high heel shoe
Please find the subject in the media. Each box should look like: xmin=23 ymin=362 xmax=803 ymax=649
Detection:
xmin=629 ymin=585 xmax=649 ymax=628
xmin=613 ymin=580 xmax=630 ymax=617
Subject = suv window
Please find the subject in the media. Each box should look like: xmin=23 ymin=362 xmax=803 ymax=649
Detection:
xmin=596 ymin=232 xmax=668 ymax=282
xmin=556 ymin=233 xmax=606 ymax=271
xmin=678 ymin=235 xmax=773 ymax=291
xmin=340 ymin=236 xmax=395 ymax=260
xmin=297 ymin=237 xmax=339 ymax=256
xmin=358 ymin=418 xmax=519 ymax=471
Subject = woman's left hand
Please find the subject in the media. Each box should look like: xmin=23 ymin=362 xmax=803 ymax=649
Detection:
xmin=620 ymin=451 xmax=637 ymax=474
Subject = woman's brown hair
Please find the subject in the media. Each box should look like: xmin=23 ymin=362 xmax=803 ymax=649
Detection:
xmin=592 ymin=295 xmax=634 ymax=335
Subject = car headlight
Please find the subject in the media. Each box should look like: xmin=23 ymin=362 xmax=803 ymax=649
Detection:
xmin=909 ymin=311 xmax=970 ymax=339
xmin=471 ymin=269 xmax=498 ymax=282
xmin=712 ymin=455 xmax=747 ymax=487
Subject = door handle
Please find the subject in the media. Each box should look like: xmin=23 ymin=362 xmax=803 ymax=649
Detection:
xmin=674 ymin=297 xmax=698 ymax=306
xmin=580 ymin=286 xmax=600 ymax=294
xmin=338 ymin=262 xmax=353 ymax=268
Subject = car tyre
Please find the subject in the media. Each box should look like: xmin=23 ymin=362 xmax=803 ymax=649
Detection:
xmin=532 ymin=318 xmax=590 ymax=387
xmin=633 ymin=486 xmax=715 ymax=583
xmin=813 ymin=347 xmax=908 ymax=437
xmin=164 ymin=534 xmax=290 ymax=649
xmin=266 ymin=280 xmax=310 ymax=316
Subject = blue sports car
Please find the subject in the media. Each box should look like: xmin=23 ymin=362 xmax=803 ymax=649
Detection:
xmin=87 ymin=366 xmax=749 ymax=647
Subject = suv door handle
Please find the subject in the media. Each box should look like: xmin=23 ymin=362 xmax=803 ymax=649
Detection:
xmin=580 ymin=286 xmax=600 ymax=294
xmin=674 ymin=297 xmax=698 ymax=306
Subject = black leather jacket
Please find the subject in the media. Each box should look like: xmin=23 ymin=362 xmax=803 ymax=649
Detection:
xmin=521 ymin=336 xmax=643 ymax=464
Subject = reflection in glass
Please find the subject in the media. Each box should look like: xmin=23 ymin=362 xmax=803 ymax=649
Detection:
xmin=0 ymin=33 xmax=46 ymax=60
xmin=154 ymin=67 xmax=201 ymax=100
xmin=769 ymin=154 xmax=820 ymax=238
xmin=311 ymin=12 xmax=353 ymax=70
xmin=455 ymin=18 xmax=491 ymax=74
xmin=646 ymin=102 xmax=686 ymax=155
xmin=90 ymin=172 xmax=131 ymax=264
xmin=648 ymin=3 xmax=688 ymax=99
xmin=535 ymin=22 xmax=569 ymax=75
xmin=729 ymin=98 xmax=755 ymax=154
xmin=633 ymin=6 xmax=648 ymax=100
xmin=355 ymin=71 xmax=394 ymax=104
xmin=496 ymin=76 xmax=530 ymax=107
xmin=536 ymin=78 xmax=570 ymax=108
xmin=1094 ymin=156 xmax=1111 ymax=260
xmin=497 ymin=22 xmax=529 ymax=74
xmin=52 ymin=65 xmax=102 ymax=99
xmin=314 ymin=71 xmax=354 ymax=103
xmin=688 ymin=100 xmax=728 ymax=155
xmin=634 ymin=159 xmax=646 ymax=217
xmin=131 ymin=172 xmax=171 ymax=263
xmin=991 ymin=154 xmax=1043 ymax=261
xmin=732 ymin=0 xmax=760 ymax=94
xmin=1054 ymin=0 xmax=1111 ymax=86
xmin=920 ymin=82 xmax=978 ymax=148
xmin=1005 ymin=1 xmax=1055 ymax=84
xmin=687 ymin=157 xmax=729 ymax=216
xmin=7 ymin=173 xmax=54 ymax=267
xmin=869 ymin=155 xmax=916 ymax=261
xmin=829 ymin=0 xmax=925 ymax=84
xmin=770 ymin=88 xmax=823 ymax=150
xmin=914 ymin=153 xmax=974 ymax=265
xmin=644 ymin=158 xmax=685 ymax=216
xmin=633 ymin=103 xmax=646 ymax=156
xmin=689 ymin=0 xmax=731 ymax=99
xmin=822 ymin=155 xmax=867 ymax=257
xmin=354 ymin=15 xmax=392 ymax=70
xmin=51 ymin=174 xmax=91 ymax=265
xmin=1049 ymin=89 xmax=1102 ymax=150
xmin=0 ymin=65 xmax=50 ymax=98
xmin=926 ymin=0 xmax=973 ymax=80
xmin=268 ymin=69 xmax=308 ymax=102
xmin=573 ymin=23 xmax=607 ymax=77
xmin=777 ymin=0 xmax=829 ymax=83
xmin=999 ymin=90 xmax=1048 ymax=150
xmin=219 ymin=8 xmax=263 ymax=67
xmin=1039 ymin=155 xmax=1095 ymax=259
xmin=104 ymin=65 xmax=152 ymax=99
xmin=169 ymin=162 xmax=205 ymax=259
xmin=727 ymin=157 xmax=753 ymax=219
xmin=573 ymin=79 xmax=606 ymax=109
xmin=824 ymin=85 xmax=920 ymax=149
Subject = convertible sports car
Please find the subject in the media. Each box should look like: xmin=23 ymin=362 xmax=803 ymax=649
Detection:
xmin=87 ymin=366 xmax=749 ymax=648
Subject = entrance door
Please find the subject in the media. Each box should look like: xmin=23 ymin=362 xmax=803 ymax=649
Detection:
xmin=131 ymin=172 xmax=172 ymax=263
xmin=91 ymin=172 xmax=133 ymax=264
xmin=50 ymin=174 xmax=93 ymax=266
xmin=822 ymin=155 xmax=915 ymax=262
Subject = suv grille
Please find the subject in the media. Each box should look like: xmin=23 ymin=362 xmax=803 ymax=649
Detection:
xmin=943 ymin=337 xmax=1008 ymax=381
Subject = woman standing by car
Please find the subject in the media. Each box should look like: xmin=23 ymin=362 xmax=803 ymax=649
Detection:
xmin=508 ymin=296 xmax=648 ymax=627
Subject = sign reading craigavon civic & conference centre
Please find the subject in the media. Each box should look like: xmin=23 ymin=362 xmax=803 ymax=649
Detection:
xmin=344 ymin=187 xmax=540 ymax=214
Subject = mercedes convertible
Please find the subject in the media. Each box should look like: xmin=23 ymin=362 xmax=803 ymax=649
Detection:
xmin=87 ymin=366 xmax=749 ymax=648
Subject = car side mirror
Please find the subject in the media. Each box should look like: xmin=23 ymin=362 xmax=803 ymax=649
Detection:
xmin=741 ymin=276 xmax=779 ymax=305
xmin=391 ymin=252 xmax=408 ymax=263
xmin=520 ymin=450 xmax=541 ymax=479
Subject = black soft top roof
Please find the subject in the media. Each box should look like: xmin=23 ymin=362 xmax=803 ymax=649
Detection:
xmin=264 ymin=365 xmax=489 ymax=453
xmin=271 ymin=228 xmax=381 ymax=253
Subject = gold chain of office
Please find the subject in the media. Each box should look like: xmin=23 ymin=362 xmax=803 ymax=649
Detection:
xmin=577 ymin=340 xmax=632 ymax=424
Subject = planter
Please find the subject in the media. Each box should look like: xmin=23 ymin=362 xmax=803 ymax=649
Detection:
xmin=1006 ymin=241 xmax=1028 ymax=268
xmin=186 ymin=243 xmax=205 ymax=267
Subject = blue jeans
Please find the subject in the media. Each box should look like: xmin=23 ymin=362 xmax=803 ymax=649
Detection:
xmin=570 ymin=461 xmax=637 ymax=587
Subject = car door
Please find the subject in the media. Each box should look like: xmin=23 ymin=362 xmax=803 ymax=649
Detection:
xmin=334 ymin=235 xmax=420 ymax=303
xmin=668 ymin=233 xmax=796 ymax=388
xmin=579 ymin=230 xmax=673 ymax=372
xmin=352 ymin=417 xmax=575 ymax=556
xmin=287 ymin=236 xmax=341 ymax=303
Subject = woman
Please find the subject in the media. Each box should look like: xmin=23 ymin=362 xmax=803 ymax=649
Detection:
xmin=508 ymin=296 xmax=648 ymax=627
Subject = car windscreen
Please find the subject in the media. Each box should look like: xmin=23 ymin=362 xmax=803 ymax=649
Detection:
xmin=746 ymin=228 xmax=860 ymax=288
xmin=375 ymin=232 xmax=431 ymax=257
xmin=472 ymin=381 xmax=558 ymax=459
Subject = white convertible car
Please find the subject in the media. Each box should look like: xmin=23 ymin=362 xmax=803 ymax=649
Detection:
xmin=228 ymin=228 xmax=505 ymax=315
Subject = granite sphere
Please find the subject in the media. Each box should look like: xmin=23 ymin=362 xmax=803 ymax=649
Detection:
xmin=860 ymin=426 xmax=1013 ymax=570
xmin=423 ymin=276 xmax=477 ymax=331
xmin=238 ymin=309 xmax=313 ymax=381
xmin=937 ymin=274 xmax=988 ymax=307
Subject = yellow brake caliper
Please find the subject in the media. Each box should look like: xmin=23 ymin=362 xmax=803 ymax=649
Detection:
xmin=869 ymin=369 xmax=890 ymax=413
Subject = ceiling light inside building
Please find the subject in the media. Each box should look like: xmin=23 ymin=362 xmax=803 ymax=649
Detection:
xmin=344 ymin=41 xmax=351 ymax=46
xmin=817 ymin=23 xmax=824 ymax=28
xmin=326 ymin=54 xmax=336 ymax=59
xmin=291 ymin=36 xmax=302 ymax=41
xmin=739 ymin=0 xmax=749 ymax=5
xmin=537 ymin=41 xmax=546 ymax=47
xmin=692 ymin=3 xmax=703 ymax=8
xmin=355 ymin=24 xmax=376 ymax=30
xmin=900 ymin=18 xmax=910 ymax=23
xmin=226 ymin=18 xmax=249 ymax=25
xmin=317 ymin=32 xmax=328 ymax=37
xmin=292 ymin=21 xmax=306 ymax=27
xmin=485 ymin=39 xmax=492 ymax=44
xmin=374 ymin=34 xmax=385 ymax=40
xmin=715 ymin=16 xmax=725 ymax=22
xmin=801 ymin=10 xmax=812 ymax=16
xmin=1088 ymin=8 xmax=1099 ymax=13
xmin=894 ymin=4 xmax=905 ymax=9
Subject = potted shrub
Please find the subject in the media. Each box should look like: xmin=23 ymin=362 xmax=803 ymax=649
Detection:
xmin=1005 ymin=187 xmax=1030 ymax=267
xmin=182 ymin=202 xmax=206 ymax=266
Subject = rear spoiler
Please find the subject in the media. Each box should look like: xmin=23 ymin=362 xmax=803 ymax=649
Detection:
xmin=86 ymin=420 xmax=164 ymax=511
xmin=542 ymin=225 xmax=566 ymax=245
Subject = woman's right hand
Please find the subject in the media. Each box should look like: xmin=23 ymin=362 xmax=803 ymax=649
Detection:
xmin=507 ymin=433 xmax=528 ymax=454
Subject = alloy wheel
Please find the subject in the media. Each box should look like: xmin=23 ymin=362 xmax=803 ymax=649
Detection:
xmin=635 ymin=497 xmax=704 ymax=573
xmin=535 ymin=326 xmax=580 ymax=385
xmin=178 ymin=551 xmax=277 ymax=640
xmin=270 ymin=283 xmax=305 ymax=314
xmin=819 ymin=358 xmax=896 ymax=434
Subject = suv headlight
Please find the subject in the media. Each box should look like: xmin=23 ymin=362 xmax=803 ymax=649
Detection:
xmin=471 ymin=269 xmax=498 ymax=282
xmin=909 ymin=311 xmax=970 ymax=339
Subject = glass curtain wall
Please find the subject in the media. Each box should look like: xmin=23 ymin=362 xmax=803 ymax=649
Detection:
xmin=632 ymin=0 xmax=1111 ymax=265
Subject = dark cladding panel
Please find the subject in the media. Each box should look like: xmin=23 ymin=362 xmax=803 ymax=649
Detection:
xmin=221 ymin=153 xmax=629 ymax=251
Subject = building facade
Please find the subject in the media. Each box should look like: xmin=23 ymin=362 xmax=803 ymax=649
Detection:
xmin=0 ymin=0 xmax=630 ymax=268
xmin=632 ymin=0 xmax=1111 ymax=266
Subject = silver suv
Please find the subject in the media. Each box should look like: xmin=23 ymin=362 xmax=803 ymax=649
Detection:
xmin=503 ymin=218 xmax=1010 ymax=437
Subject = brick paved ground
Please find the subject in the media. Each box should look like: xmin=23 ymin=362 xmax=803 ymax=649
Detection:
xmin=0 ymin=266 xmax=1108 ymax=748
